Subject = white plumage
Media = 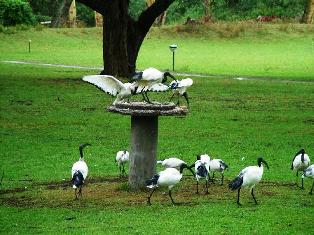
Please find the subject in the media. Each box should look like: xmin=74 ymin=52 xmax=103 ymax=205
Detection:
xmin=291 ymin=148 xmax=311 ymax=189
xmin=146 ymin=166 xmax=185 ymax=205
xmin=208 ymin=158 xmax=229 ymax=185
xmin=157 ymin=157 xmax=195 ymax=176
xmin=131 ymin=67 xmax=176 ymax=103
xmin=71 ymin=143 xmax=91 ymax=199
xmin=83 ymin=74 xmax=169 ymax=105
xmin=303 ymin=164 xmax=314 ymax=195
xmin=115 ymin=150 xmax=129 ymax=176
xmin=169 ymin=78 xmax=193 ymax=106
xmin=194 ymin=154 xmax=210 ymax=194
xmin=229 ymin=157 xmax=269 ymax=205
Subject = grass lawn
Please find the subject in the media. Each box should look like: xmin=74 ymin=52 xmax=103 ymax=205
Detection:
xmin=0 ymin=22 xmax=314 ymax=80
xmin=0 ymin=23 xmax=314 ymax=234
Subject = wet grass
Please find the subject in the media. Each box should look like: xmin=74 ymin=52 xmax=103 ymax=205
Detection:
xmin=0 ymin=26 xmax=314 ymax=233
xmin=0 ymin=23 xmax=314 ymax=80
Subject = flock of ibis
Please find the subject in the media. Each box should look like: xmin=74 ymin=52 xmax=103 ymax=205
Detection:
xmin=71 ymin=68 xmax=313 ymax=205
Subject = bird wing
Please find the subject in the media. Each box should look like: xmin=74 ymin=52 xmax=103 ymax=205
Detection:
xmin=148 ymin=83 xmax=169 ymax=92
xmin=170 ymin=78 xmax=193 ymax=89
xmin=142 ymin=67 xmax=163 ymax=80
xmin=82 ymin=75 xmax=124 ymax=96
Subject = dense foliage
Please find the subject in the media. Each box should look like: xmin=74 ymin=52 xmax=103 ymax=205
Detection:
xmin=0 ymin=0 xmax=308 ymax=26
xmin=0 ymin=0 xmax=36 ymax=26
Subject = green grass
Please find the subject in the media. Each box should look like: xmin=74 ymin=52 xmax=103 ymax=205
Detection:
xmin=0 ymin=22 xmax=314 ymax=80
xmin=1 ymin=23 xmax=314 ymax=234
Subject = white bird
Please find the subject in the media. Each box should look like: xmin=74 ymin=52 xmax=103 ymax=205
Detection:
xmin=131 ymin=67 xmax=177 ymax=103
xmin=229 ymin=157 xmax=269 ymax=205
xmin=193 ymin=154 xmax=211 ymax=194
xmin=71 ymin=143 xmax=91 ymax=199
xmin=303 ymin=164 xmax=314 ymax=195
xmin=157 ymin=157 xmax=195 ymax=176
xmin=169 ymin=78 xmax=193 ymax=107
xmin=209 ymin=158 xmax=229 ymax=185
xmin=115 ymin=150 xmax=129 ymax=177
xmin=146 ymin=165 xmax=186 ymax=205
xmin=291 ymin=148 xmax=311 ymax=189
xmin=83 ymin=75 xmax=168 ymax=105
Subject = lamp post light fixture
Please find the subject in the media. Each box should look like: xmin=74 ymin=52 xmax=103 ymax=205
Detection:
xmin=169 ymin=44 xmax=177 ymax=71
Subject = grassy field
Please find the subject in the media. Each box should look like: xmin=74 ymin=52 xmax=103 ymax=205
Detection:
xmin=0 ymin=22 xmax=314 ymax=80
xmin=1 ymin=23 xmax=314 ymax=234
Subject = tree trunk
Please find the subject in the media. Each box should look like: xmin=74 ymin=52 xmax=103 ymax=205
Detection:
xmin=76 ymin=0 xmax=175 ymax=77
xmin=51 ymin=0 xmax=73 ymax=27
xmin=301 ymin=0 xmax=314 ymax=24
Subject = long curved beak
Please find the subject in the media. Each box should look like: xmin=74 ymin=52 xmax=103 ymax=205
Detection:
xmin=262 ymin=160 xmax=269 ymax=169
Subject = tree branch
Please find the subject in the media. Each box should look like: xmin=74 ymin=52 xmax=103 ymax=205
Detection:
xmin=137 ymin=0 xmax=175 ymax=33
xmin=76 ymin=0 xmax=105 ymax=13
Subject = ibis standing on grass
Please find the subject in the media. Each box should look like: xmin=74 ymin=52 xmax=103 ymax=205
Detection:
xmin=209 ymin=158 xmax=229 ymax=185
xmin=157 ymin=157 xmax=195 ymax=176
xmin=291 ymin=148 xmax=311 ymax=189
xmin=146 ymin=164 xmax=187 ymax=205
xmin=193 ymin=154 xmax=211 ymax=194
xmin=169 ymin=78 xmax=193 ymax=107
xmin=130 ymin=67 xmax=177 ymax=103
xmin=115 ymin=150 xmax=129 ymax=177
xmin=71 ymin=143 xmax=91 ymax=199
xmin=229 ymin=157 xmax=269 ymax=205
xmin=303 ymin=164 xmax=314 ymax=195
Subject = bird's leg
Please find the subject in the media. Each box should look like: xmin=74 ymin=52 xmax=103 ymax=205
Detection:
xmin=147 ymin=187 xmax=157 ymax=205
xmin=251 ymin=188 xmax=257 ymax=205
xmin=237 ymin=188 xmax=241 ymax=206
xmin=74 ymin=188 xmax=78 ymax=200
xmin=310 ymin=180 xmax=314 ymax=195
xmin=168 ymin=190 xmax=176 ymax=205
xmin=196 ymin=180 xmax=199 ymax=194
xmin=221 ymin=173 xmax=224 ymax=186
xmin=301 ymin=175 xmax=304 ymax=189
xmin=119 ymin=165 xmax=122 ymax=177
xmin=183 ymin=92 xmax=189 ymax=107
xmin=176 ymin=94 xmax=180 ymax=106
xmin=169 ymin=93 xmax=176 ymax=102
xmin=212 ymin=173 xmax=215 ymax=183
xmin=78 ymin=187 xmax=82 ymax=197
xmin=145 ymin=92 xmax=151 ymax=103
xmin=205 ymin=178 xmax=209 ymax=194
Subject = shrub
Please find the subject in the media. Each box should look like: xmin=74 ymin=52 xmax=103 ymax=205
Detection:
xmin=0 ymin=0 xmax=36 ymax=26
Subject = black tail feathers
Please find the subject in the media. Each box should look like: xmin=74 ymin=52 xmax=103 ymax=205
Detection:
xmin=229 ymin=174 xmax=243 ymax=190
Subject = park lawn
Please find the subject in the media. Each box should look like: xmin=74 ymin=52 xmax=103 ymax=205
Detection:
xmin=0 ymin=22 xmax=314 ymax=80
xmin=0 ymin=61 xmax=314 ymax=234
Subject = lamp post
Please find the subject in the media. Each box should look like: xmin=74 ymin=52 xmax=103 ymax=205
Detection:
xmin=28 ymin=40 xmax=31 ymax=53
xmin=169 ymin=44 xmax=177 ymax=71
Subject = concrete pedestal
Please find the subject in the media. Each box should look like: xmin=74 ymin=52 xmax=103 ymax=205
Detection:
xmin=108 ymin=102 xmax=187 ymax=190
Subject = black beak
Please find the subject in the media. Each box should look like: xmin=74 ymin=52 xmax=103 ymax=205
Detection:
xmin=262 ymin=160 xmax=269 ymax=169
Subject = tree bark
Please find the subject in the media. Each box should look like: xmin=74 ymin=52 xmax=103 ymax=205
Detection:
xmin=76 ymin=0 xmax=175 ymax=77
xmin=51 ymin=0 xmax=74 ymax=27
xmin=301 ymin=0 xmax=314 ymax=24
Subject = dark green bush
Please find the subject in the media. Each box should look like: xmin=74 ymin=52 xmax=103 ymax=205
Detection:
xmin=0 ymin=0 xmax=36 ymax=26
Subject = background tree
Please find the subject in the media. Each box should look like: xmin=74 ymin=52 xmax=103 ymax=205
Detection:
xmin=301 ymin=0 xmax=314 ymax=23
xmin=76 ymin=0 xmax=175 ymax=77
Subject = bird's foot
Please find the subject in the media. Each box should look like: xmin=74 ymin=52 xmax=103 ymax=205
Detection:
xmin=237 ymin=202 xmax=242 ymax=206
xmin=205 ymin=191 xmax=209 ymax=195
xmin=309 ymin=192 xmax=313 ymax=195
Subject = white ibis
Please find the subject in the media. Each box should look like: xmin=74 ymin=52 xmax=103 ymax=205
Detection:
xmin=83 ymin=75 xmax=168 ymax=105
xmin=209 ymin=158 xmax=229 ymax=185
xmin=303 ymin=164 xmax=314 ymax=195
xmin=291 ymin=148 xmax=311 ymax=189
xmin=115 ymin=150 xmax=129 ymax=176
xmin=130 ymin=67 xmax=177 ymax=103
xmin=157 ymin=157 xmax=195 ymax=176
xmin=229 ymin=157 xmax=269 ymax=205
xmin=193 ymin=155 xmax=210 ymax=194
xmin=146 ymin=164 xmax=187 ymax=205
xmin=169 ymin=78 xmax=193 ymax=107
xmin=71 ymin=143 xmax=91 ymax=199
